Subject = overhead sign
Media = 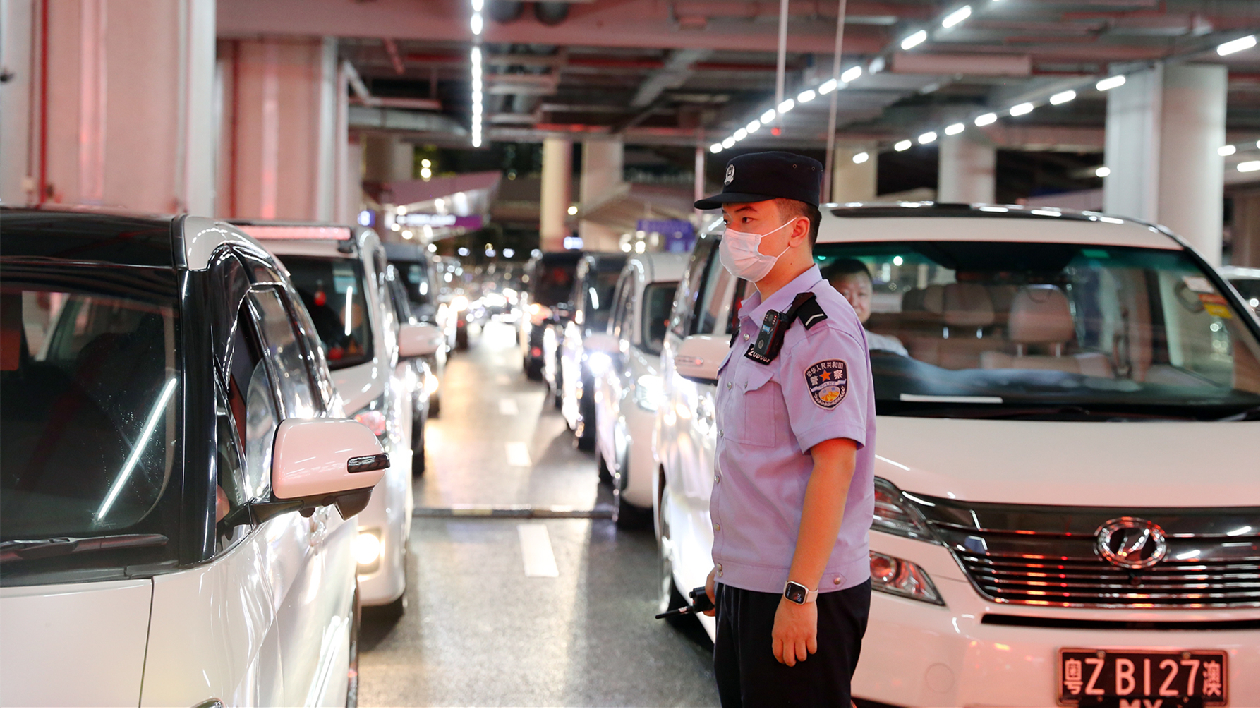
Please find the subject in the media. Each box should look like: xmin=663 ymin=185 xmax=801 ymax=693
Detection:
xmin=638 ymin=219 xmax=695 ymax=254
xmin=397 ymin=213 xmax=484 ymax=230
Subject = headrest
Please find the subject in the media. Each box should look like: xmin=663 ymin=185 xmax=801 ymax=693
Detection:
xmin=901 ymin=288 xmax=925 ymax=313
xmin=1008 ymin=285 xmax=1074 ymax=344
xmin=924 ymin=283 xmax=994 ymax=327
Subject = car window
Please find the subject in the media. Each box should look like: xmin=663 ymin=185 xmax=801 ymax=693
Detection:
xmin=532 ymin=258 xmax=578 ymax=307
xmin=277 ymin=256 xmax=375 ymax=369
xmin=813 ymin=242 xmax=1260 ymax=417
xmin=214 ymin=383 xmax=251 ymax=554
xmin=672 ymin=237 xmax=716 ymax=338
xmin=225 ymin=303 xmax=279 ymax=501
xmin=386 ymin=267 xmax=414 ymax=323
xmin=584 ymin=269 xmax=623 ymax=332
xmin=641 ymin=281 xmax=677 ymax=355
xmin=1 ymin=268 xmax=181 ymax=539
xmin=249 ymin=288 xmax=319 ymax=419
xmin=693 ymin=246 xmax=738 ymax=336
xmin=609 ymin=273 xmax=631 ymax=341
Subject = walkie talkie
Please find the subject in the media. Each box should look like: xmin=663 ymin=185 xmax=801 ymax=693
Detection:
xmin=654 ymin=586 xmax=715 ymax=620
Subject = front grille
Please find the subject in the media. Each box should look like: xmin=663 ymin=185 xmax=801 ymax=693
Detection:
xmin=907 ymin=495 xmax=1260 ymax=609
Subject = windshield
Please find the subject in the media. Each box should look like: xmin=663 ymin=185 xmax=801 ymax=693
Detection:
xmin=393 ymin=260 xmax=433 ymax=308
xmin=641 ymin=281 xmax=677 ymax=355
xmin=1 ymin=265 xmax=182 ymax=541
xmin=814 ymin=242 xmax=1260 ymax=418
xmin=532 ymin=259 xmax=578 ymax=307
xmin=584 ymin=270 xmax=622 ymax=331
xmin=279 ymin=256 xmax=375 ymax=369
xmin=1227 ymin=277 xmax=1260 ymax=312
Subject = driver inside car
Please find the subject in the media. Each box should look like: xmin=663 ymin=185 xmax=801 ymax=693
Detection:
xmin=825 ymin=259 xmax=909 ymax=357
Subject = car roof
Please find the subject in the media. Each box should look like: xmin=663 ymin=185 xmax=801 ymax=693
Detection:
xmin=1219 ymin=265 xmax=1260 ymax=280
xmin=1 ymin=208 xmax=177 ymax=267
xmin=817 ymin=203 xmax=1183 ymax=251
xmin=627 ymin=252 xmax=688 ymax=283
xmin=229 ymin=220 xmax=378 ymax=261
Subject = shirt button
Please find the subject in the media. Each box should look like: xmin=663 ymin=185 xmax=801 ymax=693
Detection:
xmin=833 ymin=577 xmax=843 ymax=585
xmin=743 ymin=333 xmax=749 ymax=341
xmin=714 ymin=473 xmax=721 ymax=483
xmin=713 ymin=523 xmax=720 ymax=532
xmin=727 ymin=381 xmax=732 ymax=389
xmin=717 ymin=564 xmax=723 ymax=576
xmin=718 ymin=430 xmax=724 ymax=438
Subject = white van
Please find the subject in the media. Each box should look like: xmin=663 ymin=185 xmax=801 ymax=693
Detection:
xmin=654 ymin=204 xmax=1260 ymax=707
xmin=241 ymin=223 xmax=440 ymax=616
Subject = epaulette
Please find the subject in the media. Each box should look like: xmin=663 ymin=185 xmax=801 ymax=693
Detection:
xmin=744 ymin=292 xmax=829 ymax=365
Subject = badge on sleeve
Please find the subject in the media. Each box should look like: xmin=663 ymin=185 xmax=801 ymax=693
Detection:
xmin=805 ymin=360 xmax=848 ymax=409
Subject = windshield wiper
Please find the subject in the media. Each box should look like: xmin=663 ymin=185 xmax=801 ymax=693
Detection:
xmin=0 ymin=533 xmax=168 ymax=563
xmin=1217 ymin=405 xmax=1260 ymax=422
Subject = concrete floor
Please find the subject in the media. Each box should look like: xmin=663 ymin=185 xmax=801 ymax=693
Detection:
xmin=358 ymin=320 xmax=719 ymax=707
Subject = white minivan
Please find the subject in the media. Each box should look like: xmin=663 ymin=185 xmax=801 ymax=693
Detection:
xmin=1 ymin=210 xmax=388 ymax=706
xmin=241 ymin=223 xmax=440 ymax=616
xmin=587 ymin=252 xmax=686 ymax=525
xmin=654 ymin=204 xmax=1260 ymax=707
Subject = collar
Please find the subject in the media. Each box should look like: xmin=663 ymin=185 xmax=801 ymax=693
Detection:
xmin=741 ymin=265 xmax=823 ymax=327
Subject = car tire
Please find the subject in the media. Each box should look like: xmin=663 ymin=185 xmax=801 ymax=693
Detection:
xmin=524 ymin=358 xmax=543 ymax=381
xmin=455 ymin=329 xmax=469 ymax=351
xmin=427 ymin=391 xmax=441 ymax=418
xmin=411 ymin=416 xmax=426 ymax=477
xmin=597 ymin=450 xmax=614 ymax=487
xmin=657 ymin=480 xmax=691 ymax=627
xmin=346 ymin=582 xmax=361 ymax=708
xmin=574 ymin=384 xmax=596 ymax=451
xmin=612 ymin=452 xmax=648 ymax=529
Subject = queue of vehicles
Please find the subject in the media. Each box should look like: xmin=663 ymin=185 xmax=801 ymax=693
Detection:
xmin=539 ymin=204 xmax=1260 ymax=708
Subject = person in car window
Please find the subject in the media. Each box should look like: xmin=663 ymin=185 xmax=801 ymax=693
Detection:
xmin=825 ymin=259 xmax=909 ymax=357
xmin=695 ymin=151 xmax=875 ymax=708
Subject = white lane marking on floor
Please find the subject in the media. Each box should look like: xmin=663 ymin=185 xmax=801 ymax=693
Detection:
xmin=518 ymin=524 xmax=559 ymax=577
xmin=505 ymin=441 xmax=531 ymax=467
xmin=499 ymin=398 xmax=519 ymax=416
xmin=496 ymin=374 xmax=510 ymax=385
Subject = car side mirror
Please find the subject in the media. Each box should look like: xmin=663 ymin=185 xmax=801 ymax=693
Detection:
xmin=259 ymin=419 xmax=388 ymax=521
xmin=399 ymin=323 xmax=442 ymax=358
xmin=675 ymin=334 xmax=730 ymax=385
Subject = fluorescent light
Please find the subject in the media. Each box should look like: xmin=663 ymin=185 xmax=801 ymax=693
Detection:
xmin=895 ymin=139 xmax=912 ymax=152
xmin=842 ymin=66 xmax=862 ymax=83
xmin=853 ymin=152 xmax=870 ymax=164
xmin=1100 ymin=216 xmax=1124 ymax=225
xmin=1217 ymin=35 xmax=1257 ymax=57
xmin=1096 ymin=75 xmax=1126 ymax=92
xmin=942 ymin=5 xmax=972 ymax=29
xmin=974 ymin=112 xmax=997 ymax=126
xmin=746 ymin=120 xmax=761 ymax=133
xmin=1009 ymin=102 xmax=1034 ymax=116
xmin=733 ymin=128 xmax=747 ymax=141
xmin=918 ymin=131 xmax=938 ymax=145
xmin=945 ymin=122 xmax=965 ymax=136
xmin=798 ymin=89 xmax=816 ymax=103
xmin=96 ymin=378 xmax=179 ymax=520
xmin=1050 ymin=90 xmax=1076 ymax=105
xmin=1031 ymin=209 xmax=1061 ymax=217
xmin=978 ymin=206 xmax=1008 ymax=212
xmin=471 ymin=12 xmax=483 ymax=35
xmin=901 ymin=29 xmax=928 ymax=50
xmin=471 ymin=47 xmax=481 ymax=63
xmin=778 ymin=99 xmax=795 ymax=113
xmin=471 ymin=0 xmax=484 ymax=10
xmin=868 ymin=56 xmax=885 ymax=74
xmin=710 ymin=143 xmax=723 ymax=153
xmin=1219 ymin=144 xmax=1237 ymax=157
xmin=722 ymin=137 xmax=735 ymax=149
xmin=1095 ymin=166 xmax=1111 ymax=177
xmin=761 ymin=109 xmax=776 ymax=123
xmin=819 ymin=79 xmax=838 ymax=94
xmin=1239 ymin=161 xmax=1260 ymax=173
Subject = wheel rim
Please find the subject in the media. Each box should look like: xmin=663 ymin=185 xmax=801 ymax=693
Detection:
xmin=657 ymin=484 xmax=677 ymax=614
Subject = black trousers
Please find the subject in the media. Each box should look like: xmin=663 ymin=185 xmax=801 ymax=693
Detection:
xmin=714 ymin=580 xmax=871 ymax=708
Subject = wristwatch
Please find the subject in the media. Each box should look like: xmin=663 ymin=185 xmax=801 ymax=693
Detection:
xmin=783 ymin=580 xmax=818 ymax=605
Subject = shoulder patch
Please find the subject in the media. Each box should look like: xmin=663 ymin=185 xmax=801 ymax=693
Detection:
xmin=804 ymin=360 xmax=848 ymax=409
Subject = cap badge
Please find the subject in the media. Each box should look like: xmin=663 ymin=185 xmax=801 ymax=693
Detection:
xmin=725 ymin=164 xmax=735 ymax=186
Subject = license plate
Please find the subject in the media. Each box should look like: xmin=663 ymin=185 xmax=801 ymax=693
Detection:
xmin=1058 ymin=649 xmax=1228 ymax=707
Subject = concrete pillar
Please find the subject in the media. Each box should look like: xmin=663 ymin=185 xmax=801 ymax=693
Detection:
xmin=1105 ymin=63 xmax=1227 ymax=264
xmin=1 ymin=0 xmax=36 ymax=205
xmin=1233 ymin=190 xmax=1260 ymax=268
xmin=579 ymin=139 xmax=622 ymax=252
xmin=341 ymin=138 xmax=363 ymax=226
xmin=830 ymin=142 xmax=877 ymax=203
xmin=22 ymin=0 xmax=215 ymax=214
xmin=221 ymin=37 xmax=344 ymax=221
xmin=540 ymin=136 xmax=572 ymax=251
xmin=362 ymin=133 xmax=412 ymax=184
xmin=939 ymin=131 xmax=996 ymax=204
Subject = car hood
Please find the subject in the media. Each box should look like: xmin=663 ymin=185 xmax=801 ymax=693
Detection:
xmin=0 ymin=579 xmax=151 ymax=706
xmin=333 ymin=361 xmax=386 ymax=414
xmin=874 ymin=416 xmax=1260 ymax=508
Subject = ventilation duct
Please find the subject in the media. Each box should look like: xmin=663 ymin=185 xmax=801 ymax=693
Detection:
xmin=534 ymin=2 xmax=569 ymax=26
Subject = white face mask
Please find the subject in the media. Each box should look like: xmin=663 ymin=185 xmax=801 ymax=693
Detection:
xmin=719 ymin=219 xmax=796 ymax=282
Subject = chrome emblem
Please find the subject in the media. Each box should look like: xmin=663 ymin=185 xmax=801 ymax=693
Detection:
xmin=725 ymin=164 xmax=735 ymax=186
xmin=1095 ymin=517 xmax=1168 ymax=570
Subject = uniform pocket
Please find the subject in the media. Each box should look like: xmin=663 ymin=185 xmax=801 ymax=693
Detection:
xmin=733 ymin=367 xmax=781 ymax=447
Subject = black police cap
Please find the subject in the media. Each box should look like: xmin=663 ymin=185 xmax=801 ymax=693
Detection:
xmin=694 ymin=151 xmax=824 ymax=210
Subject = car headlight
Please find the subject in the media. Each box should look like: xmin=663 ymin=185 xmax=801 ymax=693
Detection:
xmin=424 ymin=370 xmax=440 ymax=396
xmin=355 ymin=529 xmax=382 ymax=571
xmin=586 ymin=351 xmax=612 ymax=377
xmin=451 ymin=295 xmax=469 ymax=312
xmin=633 ymin=374 xmax=664 ymax=412
xmin=872 ymin=477 xmax=934 ymax=541
xmin=869 ymin=551 xmax=944 ymax=605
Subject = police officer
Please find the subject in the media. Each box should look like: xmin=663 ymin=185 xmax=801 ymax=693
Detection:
xmin=695 ymin=151 xmax=876 ymax=708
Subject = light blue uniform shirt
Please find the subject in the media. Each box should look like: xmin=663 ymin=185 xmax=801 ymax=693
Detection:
xmin=711 ymin=266 xmax=875 ymax=595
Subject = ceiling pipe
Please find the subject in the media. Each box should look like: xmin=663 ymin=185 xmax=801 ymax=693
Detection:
xmin=822 ymin=0 xmax=849 ymax=202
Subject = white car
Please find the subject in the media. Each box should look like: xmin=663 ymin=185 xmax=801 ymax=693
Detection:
xmin=240 ymin=223 xmax=441 ymax=616
xmin=558 ymin=253 xmax=628 ymax=450
xmin=1220 ymin=265 xmax=1260 ymax=320
xmin=587 ymin=253 xmax=687 ymax=526
xmin=654 ymin=204 xmax=1260 ymax=707
xmin=0 ymin=209 xmax=388 ymax=706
